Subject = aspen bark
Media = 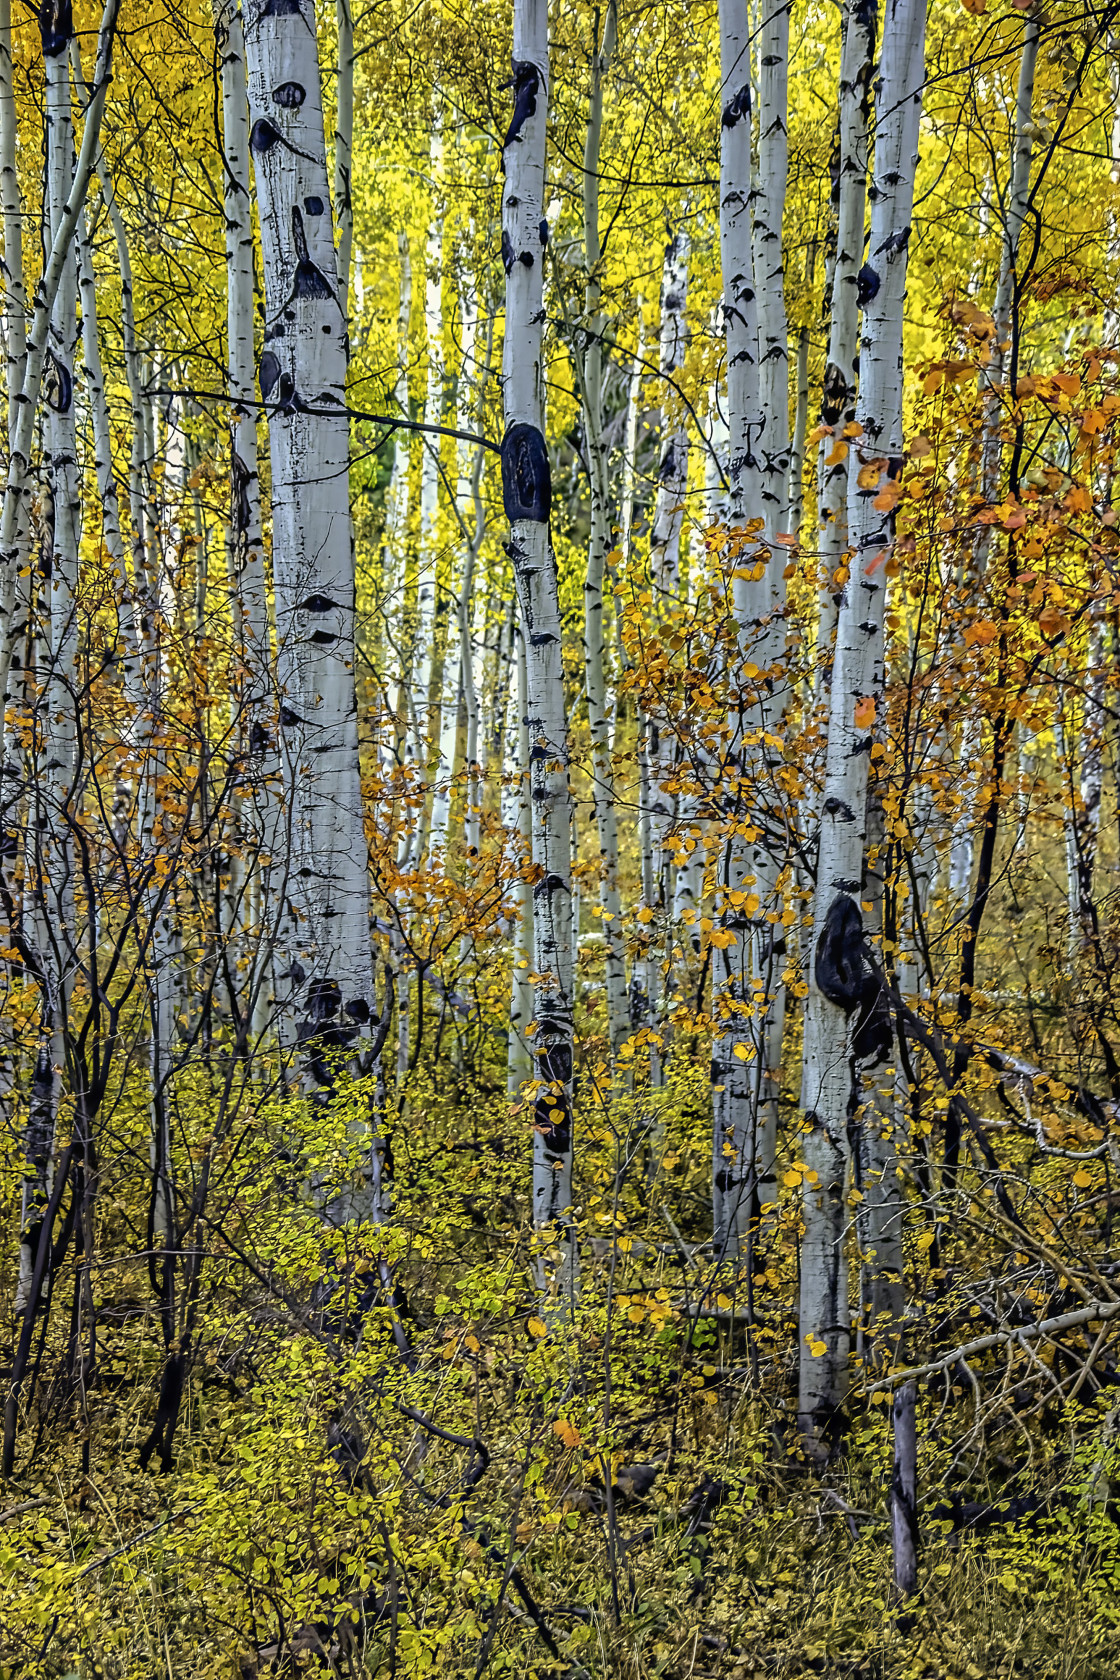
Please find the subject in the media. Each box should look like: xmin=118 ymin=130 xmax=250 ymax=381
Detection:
xmin=753 ymin=0 xmax=790 ymax=543
xmin=712 ymin=0 xmax=766 ymax=1260
xmin=215 ymin=0 xmax=274 ymax=1039
xmin=333 ymin=0 xmax=354 ymax=316
xmin=409 ymin=122 xmax=443 ymax=801
xmin=501 ymin=0 xmax=574 ymax=1285
xmin=382 ymin=233 xmax=412 ymax=787
xmin=0 ymin=0 xmax=121 ymax=705
xmin=798 ymin=0 xmax=926 ymax=1455
xmin=817 ymin=0 xmax=874 ymax=660
xmin=244 ymin=0 xmax=381 ymax=1216
xmin=505 ymin=623 xmax=533 ymax=1094
xmin=578 ymin=1 xmax=627 ymax=1061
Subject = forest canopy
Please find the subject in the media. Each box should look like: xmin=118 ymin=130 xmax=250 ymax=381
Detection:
xmin=2 ymin=0 xmax=1120 ymax=1675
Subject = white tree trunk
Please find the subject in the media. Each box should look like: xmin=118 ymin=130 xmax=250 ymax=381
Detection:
xmin=817 ymin=0 xmax=874 ymax=660
xmin=712 ymin=0 xmax=766 ymax=1260
xmin=245 ymin=0 xmax=382 ymax=1218
xmin=501 ymin=0 xmax=574 ymax=1288
xmin=333 ymin=0 xmax=354 ymax=316
xmin=215 ymin=0 xmax=275 ymax=1040
xmin=798 ymin=0 xmax=926 ymax=1456
xmin=506 ymin=622 xmax=533 ymax=1093
xmin=409 ymin=122 xmax=444 ymax=802
xmin=382 ymin=232 xmax=412 ymax=787
xmin=0 ymin=0 xmax=120 ymax=706
xmin=578 ymin=3 xmax=627 ymax=1062
xmin=753 ymin=0 xmax=790 ymax=544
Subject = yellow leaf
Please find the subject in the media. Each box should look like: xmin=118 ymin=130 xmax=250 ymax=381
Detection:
xmin=464 ymin=1334 xmax=480 ymax=1352
xmin=636 ymin=906 xmax=654 ymax=923
xmin=782 ymin=1169 xmax=802 ymax=1187
xmin=527 ymin=1316 xmax=548 ymax=1339
xmin=1072 ymin=1168 xmax=1092 ymax=1189
xmin=626 ymin=1304 xmax=645 ymax=1323
xmin=716 ymin=1293 xmax=733 ymax=1310
xmin=808 ymin=1339 xmax=827 ymax=1357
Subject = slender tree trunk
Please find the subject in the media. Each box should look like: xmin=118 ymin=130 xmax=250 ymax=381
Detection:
xmin=579 ymin=3 xmax=627 ymax=1062
xmin=0 ymin=0 xmax=121 ymax=705
xmin=817 ymin=0 xmax=874 ymax=664
xmin=215 ymin=0 xmax=275 ymax=1045
xmin=506 ymin=623 xmax=533 ymax=1094
xmin=890 ymin=1382 xmax=919 ymax=1596
xmin=753 ymin=0 xmax=790 ymax=543
xmin=409 ymin=120 xmax=443 ymax=814
xmin=798 ymin=0 xmax=926 ymax=1458
xmin=333 ymin=0 xmax=354 ymax=316
xmin=245 ymin=0 xmax=382 ymax=1218
xmin=501 ymin=0 xmax=574 ymax=1295
xmin=712 ymin=0 xmax=766 ymax=1262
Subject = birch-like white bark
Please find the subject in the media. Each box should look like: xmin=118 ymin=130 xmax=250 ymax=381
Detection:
xmin=579 ymin=1 xmax=627 ymax=1061
xmin=245 ymin=0 xmax=382 ymax=1218
xmin=502 ymin=0 xmax=574 ymax=1284
xmin=215 ymin=0 xmax=275 ymax=1045
xmin=712 ymin=0 xmax=766 ymax=1259
xmin=798 ymin=0 xmax=925 ymax=1455
xmin=817 ymin=0 xmax=874 ymax=661
xmin=408 ymin=120 xmax=444 ymax=800
xmin=0 ymin=0 xmax=25 ymax=445
xmin=18 ymin=2 xmax=83 ymax=1312
xmin=506 ymin=623 xmax=533 ymax=1093
xmin=333 ymin=0 xmax=354 ymax=317
xmin=382 ymin=232 xmax=412 ymax=789
xmin=0 ymin=0 xmax=121 ymax=706
xmin=752 ymin=0 xmax=790 ymax=547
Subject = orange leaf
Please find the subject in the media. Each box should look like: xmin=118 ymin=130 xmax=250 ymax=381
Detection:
xmin=873 ymin=478 xmax=904 ymax=512
xmin=854 ymin=696 xmax=876 ymax=729
xmin=964 ymin=621 xmax=998 ymax=647
xmin=552 ymin=1418 xmax=582 ymax=1448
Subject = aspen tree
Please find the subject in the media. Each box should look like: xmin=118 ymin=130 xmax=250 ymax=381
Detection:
xmin=798 ymin=0 xmax=926 ymax=1454
xmin=214 ymin=0 xmax=275 ymax=1044
xmin=11 ymin=0 xmax=120 ymax=1310
xmin=817 ymin=0 xmax=875 ymax=660
xmin=712 ymin=0 xmax=767 ymax=1260
xmin=577 ymin=0 xmax=627 ymax=1061
xmin=501 ymin=0 xmax=575 ymax=1282
xmin=244 ymin=0 xmax=383 ymax=1218
xmin=409 ymin=119 xmax=444 ymax=807
xmin=505 ymin=623 xmax=533 ymax=1094
xmin=0 ymin=0 xmax=120 ymax=706
xmin=334 ymin=0 xmax=354 ymax=314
